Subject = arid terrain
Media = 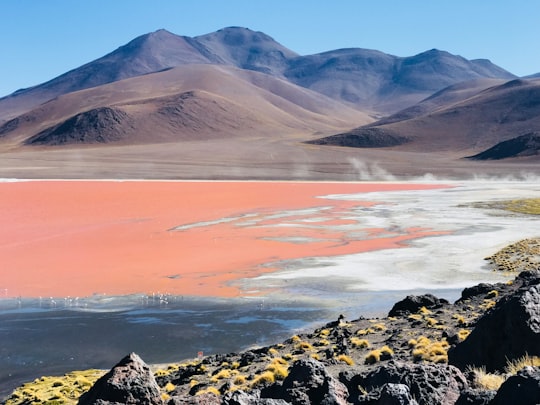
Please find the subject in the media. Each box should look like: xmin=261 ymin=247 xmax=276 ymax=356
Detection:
xmin=0 ymin=27 xmax=538 ymax=180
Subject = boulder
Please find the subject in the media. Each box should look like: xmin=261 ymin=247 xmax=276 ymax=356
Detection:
xmin=346 ymin=361 xmax=467 ymax=405
xmin=277 ymin=358 xmax=349 ymax=404
xmin=222 ymin=389 xmax=290 ymax=404
xmin=377 ymin=383 xmax=418 ymax=405
xmin=78 ymin=352 xmax=163 ymax=405
xmin=448 ymin=276 xmax=540 ymax=372
xmin=454 ymin=389 xmax=495 ymax=405
xmin=388 ymin=294 xmax=449 ymax=317
xmin=490 ymin=366 xmax=540 ymax=405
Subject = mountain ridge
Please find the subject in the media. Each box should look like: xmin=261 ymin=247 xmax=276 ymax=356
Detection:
xmin=0 ymin=26 xmax=516 ymax=121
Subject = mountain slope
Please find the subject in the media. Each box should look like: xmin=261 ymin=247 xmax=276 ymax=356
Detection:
xmin=285 ymin=48 xmax=515 ymax=113
xmin=311 ymin=78 xmax=540 ymax=156
xmin=0 ymin=27 xmax=516 ymax=122
xmin=194 ymin=26 xmax=298 ymax=76
xmin=0 ymin=29 xmax=214 ymax=121
xmin=0 ymin=64 xmax=371 ymax=147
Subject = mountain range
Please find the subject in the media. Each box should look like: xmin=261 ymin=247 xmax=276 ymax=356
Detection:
xmin=0 ymin=26 xmax=538 ymax=179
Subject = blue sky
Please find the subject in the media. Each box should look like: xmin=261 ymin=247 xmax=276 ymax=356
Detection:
xmin=1 ymin=0 xmax=539 ymax=97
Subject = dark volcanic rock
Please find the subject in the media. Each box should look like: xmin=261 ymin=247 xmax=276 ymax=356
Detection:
xmin=457 ymin=283 xmax=495 ymax=302
xmin=466 ymin=132 xmax=540 ymax=160
xmin=377 ymin=383 xmax=418 ymax=405
xmin=346 ymin=361 xmax=467 ymax=405
xmin=25 ymin=107 xmax=133 ymax=145
xmin=222 ymin=389 xmax=290 ymax=404
xmin=78 ymin=352 xmax=163 ymax=405
xmin=278 ymin=358 xmax=349 ymax=404
xmin=454 ymin=389 xmax=496 ymax=405
xmin=448 ymin=271 xmax=540 ymax=372
xmin=491 ymin=366 xmax=540 ymax=405
xmin=388 ymin=294 xmax=449 ymax=317
xmin=307 ymin=127 xmax=410 ymax=149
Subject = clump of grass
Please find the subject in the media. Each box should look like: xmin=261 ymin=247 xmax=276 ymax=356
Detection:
xmin=408 ymin=314 xmax=423 ymax=321
xmin=233 ymin=375 xmax=247 ymax=385
xmin=410 ymin=336 xmax=448 ymax=363
xmin=337 ymin=354 xmax=354 ymax=366
xmin=196 ymin=386 xmax=220 ymax=396
xmin=315 ymin=338 xmax=330 ymax=347
xmin=480 ymin=299 xmax=496 ymax=310
xmin=266 ymin=362 xmax=289 ymax=380
xmin=452 ymin=314 xmax=466 ymax=326
xmin=250 ymin=371 xmax=276 ymax=387
xmin=268 ymin=347 xmax=279 ymax=357
xmin=457 ymin=329 xmax=471 ymax=341
xmin=210 ymin=369 xmax=234 ymax=383
xmin=164 ymin=382 xmax=176 ymax=392
xmin=365 ymin=350 xmax=381 ymax=365
xmin=350 ymin=337 xmax=370 ymax=349
xmin=319 ymin=328 xmax=330 ymax=337
xmin=356 ymin=328 xmax=375 ymax=335
xmin=5 ymin=369 xmax=105 ymax=405
xmin=372 ymin=322 xmax=386 ymax=331
xmin=425 ymin=317 xmax=438 ymax=327
xmin=469 ymin=366 xmax=505 ymax=390
xmin=419 ymin=306 xmax=432 ymax=315
xmin=311 ymin=353 xmax=321 ymax=360
xmin=365 ymin=346 xmax=393 ymax=365
xmin=290 ymin=335 xmax=301 ymax=343
xmin=486 ymin=289 xmax=499 ymax=298
xmin=505 ymin=354 xmax=540 ymax=375
xmin=282 ymin=353 xmax=294 ymax=361
xmin=296 ymin=341 xmax=314 ymax=351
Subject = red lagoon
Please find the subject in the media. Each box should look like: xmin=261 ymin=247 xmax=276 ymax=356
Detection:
xmin=0 ymin=181 xmax=448 ymax=298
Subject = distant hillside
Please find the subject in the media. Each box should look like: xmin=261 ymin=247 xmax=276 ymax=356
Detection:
xmin=467 ymin=132 xmax=540 ymax=160
xmin=0 ymin=27 xmax=515 ymax=121
xmin=0 ymin=64 xmax=370 ymax=147
xmin=311 ymin=78 xmax=540 ymax=158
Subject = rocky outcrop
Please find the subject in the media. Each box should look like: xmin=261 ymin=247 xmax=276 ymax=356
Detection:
xmin=388 ymin=294 xmax=449 ymax=317
xmin=278 ymin=358 xmax=349 ymax=404
xmin=490 ymin=366 xmax=540 ymax=405
xmin=448 ymin=271 xmax=540 ymax=372
xmin=78 ymin=352 xmax=163 ymax=405
xmin=6 ymin=268 xmax=532 ymax=405
xmin=341 ymin=361 xmax=467 ymax=405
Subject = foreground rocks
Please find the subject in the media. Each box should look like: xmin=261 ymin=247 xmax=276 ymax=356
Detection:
xmin=5 ymin=270 xmax=540 ymax=404
xmin=78 ymin=353 xmax=162 ymax=405
xmin=67 ymin=270 xmax=540 ymax=405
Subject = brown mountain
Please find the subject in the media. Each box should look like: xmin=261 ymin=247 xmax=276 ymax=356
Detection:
xmin=312 ymin=78 xmax=540 ymax=159
xmin=0 ymin=27 xmax=515 ymax=122
xmin=0 ymin=64 xmax=371 ymax=147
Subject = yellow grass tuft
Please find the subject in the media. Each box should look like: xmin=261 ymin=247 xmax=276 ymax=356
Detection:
xmin=365 ymin=350 xmax=381 ymax=365
xmin=419 ymin=306 xmax=432 ymax=315
xmin=458 ymin=329 xmax=471 ymax=341
xmin=233 ymin=375 xmax=247 ymax=385
xmin=196 ymin=386 xmax=220 ymax=396
xmin=469 ymin=366 xmax=505 ymax=391
xmin=250 ymin=371 xmax=276 ymax=387
xmin=337 ymin=354 xmax=354 ymax=366
xmin=350 ymin=337 xmax=370 ymax=349
xmin=505 ymin=354 xmax=540 ymax=375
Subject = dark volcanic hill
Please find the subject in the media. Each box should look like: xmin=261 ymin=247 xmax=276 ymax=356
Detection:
xmin=0 ymin=27 xmax=515 ymax=122
xmin=312 ymin=78 xmax=540 ymax=158
xmin=467 ymin=132 xmax=540 ymax=160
